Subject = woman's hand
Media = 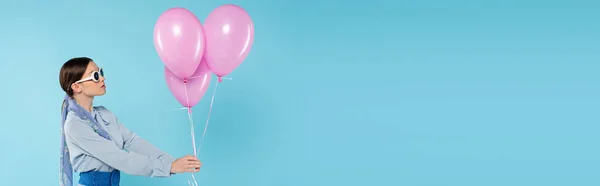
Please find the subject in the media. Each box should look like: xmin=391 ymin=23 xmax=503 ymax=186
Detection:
xmin=170 ymin=155 xmax=202 ymax=174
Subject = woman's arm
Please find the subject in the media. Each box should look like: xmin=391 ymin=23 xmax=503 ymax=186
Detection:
xmin=64 ymin=117 xmax=174 ymax=177
xmin=116 ymin=117 xmax=171 ymax=158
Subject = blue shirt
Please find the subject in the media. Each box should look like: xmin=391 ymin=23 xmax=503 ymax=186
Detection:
xmin=63 ymin=106 xmax=174 ymax=178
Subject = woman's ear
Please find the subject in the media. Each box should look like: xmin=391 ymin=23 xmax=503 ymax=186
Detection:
xmin=71 ymin=83 xmax=82 ymax=94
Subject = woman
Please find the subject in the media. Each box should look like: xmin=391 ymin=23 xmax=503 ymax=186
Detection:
xmin=59 ymin=57 xmax=201 ymax=186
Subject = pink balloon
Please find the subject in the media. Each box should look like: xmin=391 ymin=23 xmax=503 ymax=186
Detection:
xmin=154 ymin=7 xmax=206 ymax=79
xmin=165 ymin=60 xmax=212 ymax=108
xmin=203 ymin=4 xmax=254 ymax=79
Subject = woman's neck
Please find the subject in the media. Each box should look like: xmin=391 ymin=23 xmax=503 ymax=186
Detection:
xmin=73 ymin=94 xmax=94 ymax=112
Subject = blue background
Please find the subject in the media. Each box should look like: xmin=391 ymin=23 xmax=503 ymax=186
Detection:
xmin=1 ymin=0 xmax=599 ymax=185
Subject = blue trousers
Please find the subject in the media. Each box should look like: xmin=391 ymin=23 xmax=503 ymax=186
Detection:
xmin=78 ymin=170 xmax=120 ymax=186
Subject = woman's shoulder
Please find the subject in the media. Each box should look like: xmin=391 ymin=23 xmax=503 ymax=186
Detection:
xmin=64 ymin=111 xmax=91 ymax=135
xmin=64 ymin=106 xmax=114 ymax=131
xmin=65 ymin=111 xmax=85 ymax=124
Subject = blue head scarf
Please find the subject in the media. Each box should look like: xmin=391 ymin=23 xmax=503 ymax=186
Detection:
xmin=59 ymin=95 xmax=112 ymax=186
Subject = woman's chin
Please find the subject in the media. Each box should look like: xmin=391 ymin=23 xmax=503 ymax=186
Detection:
xmin=95 ymin=90 xmax=107 ymax=96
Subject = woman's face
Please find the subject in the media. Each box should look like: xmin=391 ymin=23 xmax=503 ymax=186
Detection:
xmin=72 ymin=61 xmax=106 ymax=97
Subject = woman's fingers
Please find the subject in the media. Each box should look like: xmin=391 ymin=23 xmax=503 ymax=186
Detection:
xmin=179 ymin=155 xmax=202 ymax=172
xmin=185 ymin=165 xmax=200 ymax=169
xmin=187 ymin=161 xmax=201 ymax=166
xmin=186 ymin=156 xmax=200 ymax=162
xmin=189 ymin=161 xmax=202 ymax=165
xmin=187 ymin=164 xmax=201 ymax=169
xmin=184 ymin=165 xmax=201 ymax=172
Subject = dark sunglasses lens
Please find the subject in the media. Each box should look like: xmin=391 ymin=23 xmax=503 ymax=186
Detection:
xmin=93 ymin=72 xmax=100 ymax=81
xmin=100 ymin=69 xmax=104 ymax=77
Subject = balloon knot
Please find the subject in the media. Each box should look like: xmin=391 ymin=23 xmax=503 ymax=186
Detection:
xmin=187 ymin=106 xmax=192 ymax=113
xmin=183 ymin=78 xmax=188 ymax=84
xmin=218 ymin=77 xmax=223 ymax=83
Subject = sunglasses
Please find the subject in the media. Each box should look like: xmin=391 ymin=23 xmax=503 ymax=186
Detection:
xmin=74 ymin=67 xmax=104 ymax=83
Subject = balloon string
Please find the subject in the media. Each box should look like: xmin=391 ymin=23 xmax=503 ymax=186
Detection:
xmin=197 ymin=80 xmax=220 ymax=155
xmin=183 ymin=80 xmax=197 ymax=156
xmin=187 ymin=109 xmax=197 ymax=156
xmin=183 ymin=77 xmax=228 ymax=186
xmin=183 ymin=80 xmax=199 ymax=186
xmin=188 ymin=175 xmax=198 ymax=186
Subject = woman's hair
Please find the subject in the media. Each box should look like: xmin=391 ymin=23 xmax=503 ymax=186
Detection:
xmin=59 ymin=57 xmax=93 ymax=97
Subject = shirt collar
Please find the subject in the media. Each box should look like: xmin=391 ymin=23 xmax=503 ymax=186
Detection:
xmin=92 ymin=108 xmax=110 ymax=125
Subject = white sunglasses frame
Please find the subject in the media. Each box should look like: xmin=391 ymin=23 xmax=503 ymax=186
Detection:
xmin=74 ymin=67 xmax=103 ymax=84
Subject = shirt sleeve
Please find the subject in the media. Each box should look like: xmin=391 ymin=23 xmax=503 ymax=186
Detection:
xmin=116 ymin=117 xmax=173 ymax=159
xmin=64 ymin=117 xmax=174 ymax=177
